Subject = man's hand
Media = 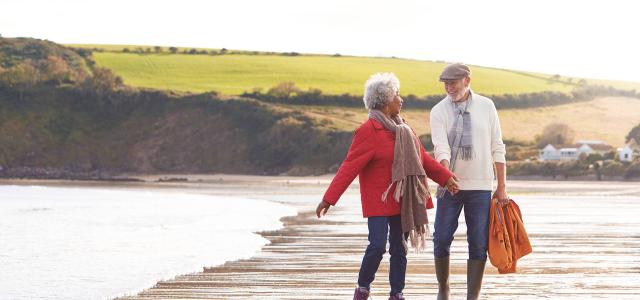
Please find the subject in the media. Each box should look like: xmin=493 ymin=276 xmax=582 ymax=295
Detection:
xmin=445 ymin=175 xmax=460 ymax=195
xmin=493 ymin=162 xmax=508 ymax=205
xmin=492 ymin=185 xmax=509 ymax=205
xmin=315 ymin=200 xmax=331 ymax=218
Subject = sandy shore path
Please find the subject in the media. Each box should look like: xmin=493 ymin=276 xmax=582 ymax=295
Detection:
xmin=28 ymin=176 xmax=635 ymax=300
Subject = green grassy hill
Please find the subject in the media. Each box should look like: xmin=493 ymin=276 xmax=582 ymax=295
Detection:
xmin=68 ymin=44 xmax=640 ymax=96
xmin=62 ymin=45 xmax=573 ymax=95
xmin=90 ymin=52 xmax=581 ymax=95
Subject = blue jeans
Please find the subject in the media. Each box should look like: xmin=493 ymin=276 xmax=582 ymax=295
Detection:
xmin=357 ymin=215 xmax=407 ymax=295
xmin=433 ymin=190 xmax=491 ymax=260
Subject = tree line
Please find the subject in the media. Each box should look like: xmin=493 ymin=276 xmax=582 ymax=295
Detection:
xmin=241 ymin=81 xmax=640 ymax=110
xmin=72 ymin=45 xmax=306 ymax=57
xmin=509 ymin=158 xmax=640 ymax=180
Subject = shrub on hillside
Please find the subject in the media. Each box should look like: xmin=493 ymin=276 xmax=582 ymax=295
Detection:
xmin=0 ymin=60 xmax=39 ymax=89
xmin=535 ymin=123 xmax=575 ymax=147
xmin=267 ymin=82 xmax=300 ymax=99
xmin=624 ymin=161 xmax=640 ymax=178
xmin=43 ymin=55 xmax=76 ymax=84
xmin=627 ymin=124 xmax=640 ymax=144
xmin=558 ymin=160 xmax=585 ymax=179
xmin=244 ymin=82 xmax=639 ymax=110
xmin=601 ymin=160 xmax=626 ymax=177
xmin=80 ymin=67 xmax=123 ymax=96
xmin=506 ymin=145 xmax=539 ymax=161
xmin=508 ymin=161 xmax=542 ymax=176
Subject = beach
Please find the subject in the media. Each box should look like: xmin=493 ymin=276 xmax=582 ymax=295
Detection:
xmin=2 ymin=176 xmax=640 ymax=299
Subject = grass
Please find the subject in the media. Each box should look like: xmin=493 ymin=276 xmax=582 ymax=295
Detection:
xmin=294 ymin=96 xmax=640 ymax=146
xmin=68 ymin=44 xmax=640 ymax=96
xmin=80 ymin=50 xmax=589 ymax=96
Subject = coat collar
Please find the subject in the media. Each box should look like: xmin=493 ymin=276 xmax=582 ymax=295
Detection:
xmin=369 ymin=118 xmax=385 ymax=130
xmin=369 ymin=117 xmax=407 ymax=131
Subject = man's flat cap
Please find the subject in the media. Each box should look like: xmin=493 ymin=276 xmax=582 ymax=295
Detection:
xmin=439 ymin=63 xmax=471 ymax=81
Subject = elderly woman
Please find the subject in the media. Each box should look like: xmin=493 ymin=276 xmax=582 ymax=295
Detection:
xmin=315 ymin=73 xmax=459 ymax=300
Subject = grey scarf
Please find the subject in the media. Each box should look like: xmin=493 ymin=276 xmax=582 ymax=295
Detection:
xmin=448 ymin=97 xmax=474 ymax=161
xmin=368 ymin=109 xmax=430 ymax=252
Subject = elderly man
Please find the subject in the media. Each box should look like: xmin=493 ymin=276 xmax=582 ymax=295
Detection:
xmin=429 ymin=63 xmax=508 ymax=300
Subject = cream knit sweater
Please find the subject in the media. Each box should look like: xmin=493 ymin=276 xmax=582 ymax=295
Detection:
xmin=430 ymin=91 xmax=506 ymax=191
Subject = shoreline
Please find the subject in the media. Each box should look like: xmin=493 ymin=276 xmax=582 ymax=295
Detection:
xmin=1 ymin=171 xmax=639 ymax=185
xmin=4 ymin=173 xmax=640 ymax=196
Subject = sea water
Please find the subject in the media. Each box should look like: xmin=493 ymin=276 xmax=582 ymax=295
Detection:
xmin=0 ymin=185 xmax=296 ymax=300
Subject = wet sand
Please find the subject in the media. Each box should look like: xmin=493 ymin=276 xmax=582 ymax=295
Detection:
xmin=6 ymin=176 xmax=639 ymax=299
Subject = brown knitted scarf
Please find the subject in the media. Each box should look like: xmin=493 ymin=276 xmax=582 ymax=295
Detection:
xmin=369 ymin=109 xmax=431 ymax=252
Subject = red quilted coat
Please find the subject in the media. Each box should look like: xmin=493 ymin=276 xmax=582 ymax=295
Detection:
xmin=322 ymin=119 xmax=453 ymax=217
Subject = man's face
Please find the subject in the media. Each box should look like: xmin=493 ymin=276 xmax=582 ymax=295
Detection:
xmin=443 ymin=77 xmax=470 ymax=101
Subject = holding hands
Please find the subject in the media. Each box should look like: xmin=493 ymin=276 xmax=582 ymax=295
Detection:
xmin=445 ymin=175 xmax=460 ymax=195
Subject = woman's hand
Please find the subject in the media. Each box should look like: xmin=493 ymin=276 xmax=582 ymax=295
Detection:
xmin=445 ymin=175 xmax=460 ymax=195
xmin=316 ymin=200 xmax=331 ymax=218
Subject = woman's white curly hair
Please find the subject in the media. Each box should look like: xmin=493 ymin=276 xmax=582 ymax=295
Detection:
xmin=363 ymin=72 xmax=400 ymax=110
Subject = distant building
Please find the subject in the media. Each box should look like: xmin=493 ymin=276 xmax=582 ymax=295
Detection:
xmin=617 ymin=139 xmax=639 ymax=162
xmin=539 ymin=140 xmax=614 ymax=161
xmin=618 ymin=145 xmax=634 ymax=162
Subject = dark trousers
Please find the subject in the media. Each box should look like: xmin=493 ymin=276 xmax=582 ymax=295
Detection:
xmin=357 ymin=214 xmax=407 ymax=295
xmin=433 ymin=190 xmax=492 ymax=260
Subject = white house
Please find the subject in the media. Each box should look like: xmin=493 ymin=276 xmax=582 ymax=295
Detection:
xmin=539 ymin=141 xmax=614 ymax=161
xmin=618 ymin=145 xmax=634 ymax=162
xmin=539 ymin=144 xmax=576 ymax=160
xmin=618 ymin=140 xmax=638 ymax=162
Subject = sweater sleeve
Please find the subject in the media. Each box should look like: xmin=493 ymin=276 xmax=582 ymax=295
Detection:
xmin=421 ymin=144 xmax=453 ymax=187
xmin=430 ymin=105 xmax=451 ymax=163
xmin=322 ymin=124 xmax=376 ymax=206
xmin=490 ymin=102 xmax=507 ymax=163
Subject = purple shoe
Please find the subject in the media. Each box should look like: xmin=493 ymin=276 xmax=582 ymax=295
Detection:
xmin=353 ymin=287 xmax=370 ymax=300
xmin=388 ymin=292 xmax=405 ymax=300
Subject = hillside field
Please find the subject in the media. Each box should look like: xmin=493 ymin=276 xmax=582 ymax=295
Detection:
xmin=68 ymin=44 xmax=640 ymax=96
xmin=81 ymin=50 xmax=583 ymax=96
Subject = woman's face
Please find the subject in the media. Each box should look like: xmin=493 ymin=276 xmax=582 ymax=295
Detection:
xmin=385 ymin=91 xmax=403 ymax=116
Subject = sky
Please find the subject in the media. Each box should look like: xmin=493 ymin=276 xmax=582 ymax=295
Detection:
xmin=2 ymin=0 xmax=640 ymax=82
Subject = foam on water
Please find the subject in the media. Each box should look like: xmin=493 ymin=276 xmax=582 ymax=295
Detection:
xmin=0 ymin=185 xmax=297 ymax=300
